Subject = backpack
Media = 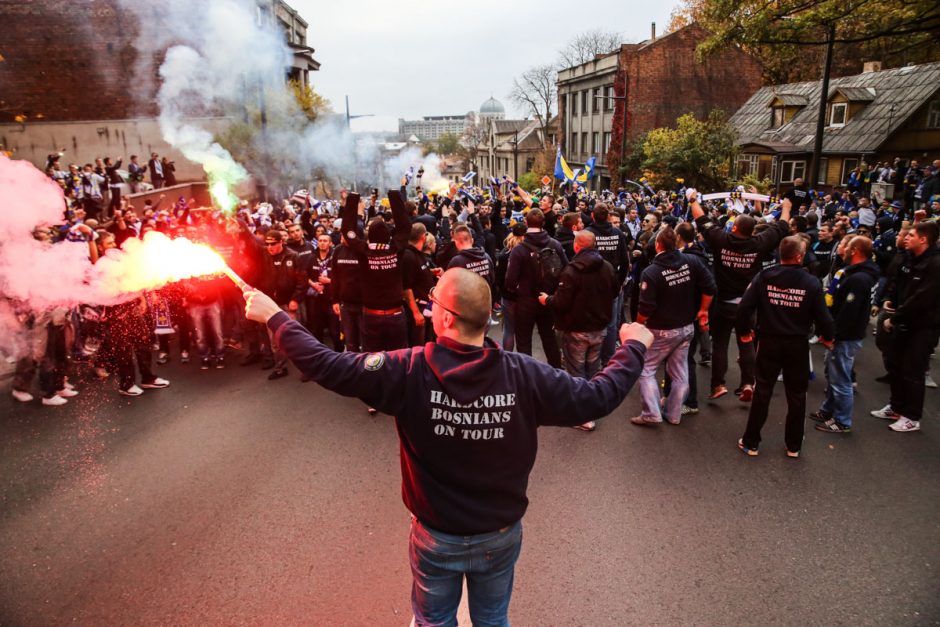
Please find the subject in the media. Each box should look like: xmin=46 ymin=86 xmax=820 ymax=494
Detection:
xmin=523 ymin=240 xmax=564 ymax=294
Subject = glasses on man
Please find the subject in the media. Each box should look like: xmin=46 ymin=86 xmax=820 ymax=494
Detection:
xmin=265 ymin=241 xmax=280 ymax=247
xmin=428 ymin=285 xmax=461 ymax=319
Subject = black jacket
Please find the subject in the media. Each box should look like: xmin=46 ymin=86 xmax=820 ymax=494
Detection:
xmin=737 ymin=263 xmax=834 ymax=340
xmin=329 ymin=243 xmax=363 ymax=306
xmin=638 ymin=249 xmax=716 ymax=330
xmin=889 ymin=245 xmax=940 ymax=331
xmin=830 ymin=260 xmax=880 ymax=340
xmin=269 ymin=311 xmax=646 ymax=535
xmin=548 ymin=249 xmax=619 ymax=332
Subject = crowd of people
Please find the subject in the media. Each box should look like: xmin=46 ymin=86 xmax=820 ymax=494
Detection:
xmin=10 ymin=155 xmax=940 ymax=442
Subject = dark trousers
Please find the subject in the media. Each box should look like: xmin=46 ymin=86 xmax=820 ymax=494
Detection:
xmin=108 ymin=186 xmax=121 ymax=213
xmin=361 ymin=309 xmax=407 ymax=353
xmin=110 ymin=315 xmax=156 ymax=390
xmin=710 ymin=300 xmax=755 ymax=389
xmin=514 ymin=298 xmax=561 ymax=368
xmin=339 ymin=303 xmax=363 ymax=352
xmin=407 ymin=312 xmax=435 ymax=347
xmin=305 ymin=296 xmax=342 ymax=351
xmin=742 ymin=335 xmax=809 ymax=453
xmin=886 ymin=327 xmax=935 ymax=421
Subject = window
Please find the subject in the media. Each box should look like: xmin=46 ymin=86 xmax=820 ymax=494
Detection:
xmin=605 ymin=86 xmax=615 ymax=111
xmin=780 ymin=160 xmax=806 ymax=184
xmin=548 ymin=134 xmax=555 ymax=145
xmin=603 ymin=132 xmax=612 ymax=153
xmin=592 ymin=89 xmax=600 ymax=114
xmin=581 ymin=132 xmax=588 ymax=154
xmin=841 ymin=158 xmax=859 ymax=185
xmin=581 ymin=91 xmax=588 ymax=116
xmin=771 ymin=106 xmax=786 ymax=129
xmin=817 ymin=157 xmax=828 ymax=185
xmin=571 ymin=92 xmax=578 ymax=117
xmin=571 ymin=133 xmax=578 ymax=153
xmin=592 ymin=132 xmax=599 ymax=153
xmin=928 ymin=100 xmax=940 ymax=129
xmin=830 ymin=102 xmax=847 ymax=127
xmin=737 ymin=154 xmax=760 ymax=177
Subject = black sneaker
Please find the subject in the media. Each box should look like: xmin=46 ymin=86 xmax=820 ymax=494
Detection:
xmin=240 ymin=354 xmax=262 ymax=366
xmin=815 ymin=418 xmax=851 ymax=433
xmin=267 ymin=368 xmax=287 ymax=380
xmin=201 ymin=357 xmax=211 ymax=370
xmin=874 ymin=373 xmax=892 ymax=383
xmin=808 ymin=410 xmax=832 ymax=423
xmin=215 ymin=357 xmax=225 ymax=369
xmin=261 ymin=360 xmax=276 ymax=370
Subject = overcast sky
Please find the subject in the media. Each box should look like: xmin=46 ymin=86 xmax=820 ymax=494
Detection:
xmin=295 ymin=0 xmax=678 ymax=133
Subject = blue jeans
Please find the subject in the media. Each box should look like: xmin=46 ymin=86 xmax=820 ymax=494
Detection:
xmin=561 ymin=329 xmax=606 ymax=379
xmin=410 ymin=518 xmax=523 ymax=627
xmin=638 ymin=325 xmax=694 ymax=423
xmin=600 ymin=291 xmax=624 ymax=365
xmin=820 ymin=339 xmax=863 ymax=427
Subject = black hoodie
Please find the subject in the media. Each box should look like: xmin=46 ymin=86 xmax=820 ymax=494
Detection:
xmin=830 ymin=259 xmax=880 ymax=340
xmin=448 ymin=247 xmax=495 ymax=290
xmin=638 ymin=249 xmax=716 ymax=330
xmin=586 ymin=221 xmax=630 ymax=283
xmin=504 ymin=230 xmax=568 ymax=299
xmin=548 ymin=249 xmax=619 ymax=332
xmin=736 ymin=263 xmax=834 ymax=340
xmin=695 ymin=215 xmax=789 ymax=300
xmin=268 ymin=311 xmax=647 ymax=535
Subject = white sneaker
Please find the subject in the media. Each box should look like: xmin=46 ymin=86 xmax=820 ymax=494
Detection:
xmin=140 ymin=377 xmax=170 ymax=389
xmin=630 ymin=415 xmax=662 ymax=426
xmin=926 ymin=374 xmax=938 ymax=389
xmin=870 ymin=404 xmax=899 ymax=420
xmin=809 ymin=335 xmax=819 ymax=344
xmin=888 ymin=417 xmax=921 ymax=432
xmin=57 ymin=388 xmax=79 ymax=398
xmin=63 ymin=380 xmax=76 ymax=391
xmin=11 ymin=389 xmax=33 ymax=403
xmin=119 ymin=384 xmax=144 ymax=397
xmin=42 ymin=395 xmax=68 ymax=406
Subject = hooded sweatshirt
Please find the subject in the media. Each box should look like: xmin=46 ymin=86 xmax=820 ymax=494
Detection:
xmin=586 ymin=221 xmax=630 ymax=283
xmin=695 ymin=215 xmax=788 ymax=301
xmin=504 ymin=230 xmax=568 ymax=299
xmin=638 ymin=249 xmax=716 ymax=330
xmin=448 ymin=247 xmax=495 ymax=290
xmin=269 ymin=311 xmax=646 ymax=535
xmin=548 ymin=248 xmax=619 ymax=332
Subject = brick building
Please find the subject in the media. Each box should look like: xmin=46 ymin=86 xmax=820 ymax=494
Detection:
xmin=558 ymin=23 xmax=763 ymax=191
xmin=0 ymin=0 xmax=317 ymax=181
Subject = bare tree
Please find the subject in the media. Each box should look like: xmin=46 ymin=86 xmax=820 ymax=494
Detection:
xmin=508 ymin=64 xmax=556 ymax=146
xmin=461 ymin=112 xmax=489 ymax=168
xmin=557 ymin=29 xmax=623 ymax=68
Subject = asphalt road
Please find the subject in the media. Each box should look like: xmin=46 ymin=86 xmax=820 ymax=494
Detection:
xmin=1 ymin=336 xmax=938 ymax=626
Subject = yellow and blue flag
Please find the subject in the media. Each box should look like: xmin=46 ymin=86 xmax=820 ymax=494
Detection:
xmin=576 ymin=156 xmax=596 ymax=183
xmin=554 ymin=147 xmax=575 ymax=181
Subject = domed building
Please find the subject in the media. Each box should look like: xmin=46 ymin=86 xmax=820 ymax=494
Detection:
xmin=479 ymin=96 xmax=506 ymax=120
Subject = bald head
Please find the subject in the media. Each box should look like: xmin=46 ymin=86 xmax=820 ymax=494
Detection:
xmin=435 ymin=268 xmax=491 ymax=337
xmin=573 ymin=230 xmax=595 ymax=254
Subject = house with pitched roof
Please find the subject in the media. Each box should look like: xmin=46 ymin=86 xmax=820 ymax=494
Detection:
xmin=730 ymin=62 xmax=940 ymax=193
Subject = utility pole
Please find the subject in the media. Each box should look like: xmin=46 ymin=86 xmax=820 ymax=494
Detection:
xmin=512 ymin=129 xmax=519 ymax=180
xmin=810 ymin=23 xmax=836 ymax=187
xmin=344 ymin=95 xmax=374 ymax=129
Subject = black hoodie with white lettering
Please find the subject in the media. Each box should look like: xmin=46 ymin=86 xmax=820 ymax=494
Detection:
xmin=736 ymin=263 xmax=834 ymax=340
xmin=268 ymin=311 xmax=646 ymax=535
